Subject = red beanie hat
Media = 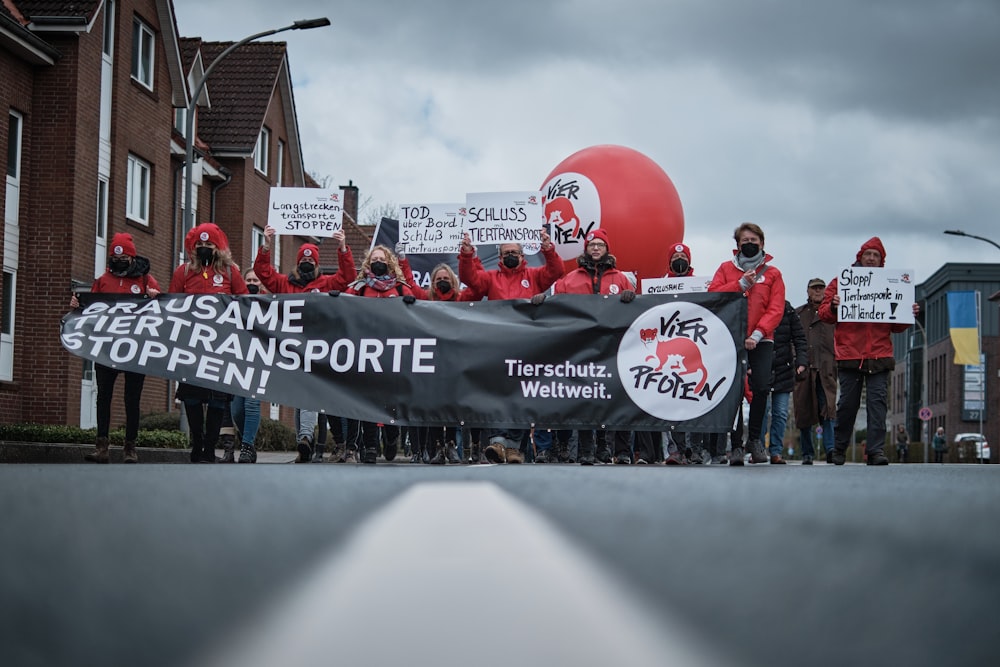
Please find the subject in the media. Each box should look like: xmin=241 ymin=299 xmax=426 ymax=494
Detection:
xmin=585 ymin=228 xmax=610 ymax=252
xmin=671 ymin=242 xmax=691 ymax=261
xmin=297 ymin=243 xmax=320 ymax=265
xmin=186 ymin=223 xmax=229 ymax=254
xmin=109 ymin=233 xmax=136 ymax=257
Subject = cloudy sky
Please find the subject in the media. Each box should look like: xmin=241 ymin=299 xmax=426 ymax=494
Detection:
xmin=174 ymin=0 xmax=1000 ymax=299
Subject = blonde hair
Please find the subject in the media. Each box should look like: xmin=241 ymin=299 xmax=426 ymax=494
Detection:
xmin=429 ymin=263 xmax=459 ymax=301
xmin=186 ymin=246 xmax=236 ymax=274
xmin=362 ymin=245 xmax=405 ymax=281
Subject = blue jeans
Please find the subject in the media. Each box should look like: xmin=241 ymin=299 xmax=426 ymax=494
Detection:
xmin=534 ymin=428 xmax=553 ymax=452
xmin=295 ymin=409 xmax=318 ymax=444
xmin=764 ymin=392 xmax=790 ymax=457
xmin=231 ymin=395 xmax=261 ymax=446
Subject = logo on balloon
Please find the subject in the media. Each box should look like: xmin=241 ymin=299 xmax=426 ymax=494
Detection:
xmin=617 ymin=301 xmax=735 ymax=421
xmin=541 ymin=172 xmax=602 ymax=264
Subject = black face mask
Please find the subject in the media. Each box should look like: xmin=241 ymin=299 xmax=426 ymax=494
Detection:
xmin=246 ymin=284 xmax=260 ymax=294
xmin=298 ymin=262 xmax=315 ymax=278
xmin=670 ymin=258 xmax=689 ymax=275
xmin=108 ymin=258 xmax=130 ymax=275
xmin=740 ymin=243 xmax=760 ymax=258
xmin=195 ymin=247 xmax=215 ymax=266
xmin=502 ymin=254 xmax=521 ymax=269
xmin=370 ymin=261 xmax=389 ymax=276
xmin=435 ymin=280 xmax=452 ymax=294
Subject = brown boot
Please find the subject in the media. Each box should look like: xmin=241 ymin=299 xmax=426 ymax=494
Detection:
xmin=85 ymin=437 xmax=110 ymax=464
xmin=483 ymin=440 xmax=507 ymax=463
xmin=122 ymin=440 xmax=139 ymax=464
xmin=504 ymin=447 xmax=524 ymax=464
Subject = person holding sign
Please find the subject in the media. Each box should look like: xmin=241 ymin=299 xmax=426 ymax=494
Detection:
xmin=459 ymin=228 xmax=564 ymax=464
xmin=253 ymin=226 xmax=357 ymax=294
xmin=345 ymin=245 xmax=417 ymax=464
xmin=71 ymin=233 xmax=161 ymax=464
xmin=709 ymin=223 xmax=786 ymax=467
xmin=169 ymin=223 xmax=248 ymax=464
xmin=819 ymin=237 xmax=919 ymax=466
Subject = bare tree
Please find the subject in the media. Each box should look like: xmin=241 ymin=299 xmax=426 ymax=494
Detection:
xmin=361 ymin=200 xmax=399 ymax=227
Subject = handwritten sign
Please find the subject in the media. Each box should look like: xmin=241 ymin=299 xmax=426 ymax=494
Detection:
xmin=836 ymin=267 xmax=915 ymax=324
xmin=397 ymin=204 xmax=463 ymax=254
xmin=463 ymin=191 xmax=545 ymax=255
xmin=267 ymin=187 xmax=343 ymax=237
xmin=641 ymin=276 xmax=711 ymax=295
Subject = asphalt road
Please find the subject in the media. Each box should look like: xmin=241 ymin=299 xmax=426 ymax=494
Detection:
xmin=1 ymin=462 xmax=996 ymax=667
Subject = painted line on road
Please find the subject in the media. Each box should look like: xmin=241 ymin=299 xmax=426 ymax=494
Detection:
xmin=199 ymin=482 xmax=728 ymax=667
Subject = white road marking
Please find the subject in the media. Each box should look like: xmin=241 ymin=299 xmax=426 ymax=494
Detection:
xmin=199 ymin=482 xmax=728 ymax=667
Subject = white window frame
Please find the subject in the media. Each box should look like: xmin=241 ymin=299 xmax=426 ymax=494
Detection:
xmin=3 ymin=111 xmax=23 ymax=381
xmin=254 ymin=126 xmax=270 ymax=176
xmin=276 ymin=139 xmax=285 ymax=186
xmin=131 ymin=17 xmax=155 ymax=90
xmin=126 ymin=153 xmax=151 ymax=225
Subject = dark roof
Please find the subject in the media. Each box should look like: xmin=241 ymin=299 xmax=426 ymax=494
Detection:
xmin=178 ymin=36 xmax=201 ymax=73
xmin=11 ymin=1 xmax=99 ymax=20
xmin=195 ymin=40 xmax=286 ymax=153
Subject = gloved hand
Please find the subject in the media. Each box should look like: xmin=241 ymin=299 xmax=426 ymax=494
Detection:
xmin=619 ymin=290 xmax=636 ymax=303
xmin=394 ymin=242 xmax=406 ymax=260
xmin=328 ymin=290 xmax=340 ymax=297
xmin=402 ymin=295 xmax=416 ymax=304
xmin=531 ymin=293 xmax=546 ymax=306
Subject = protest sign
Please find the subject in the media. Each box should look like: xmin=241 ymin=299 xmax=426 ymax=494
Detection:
xmin=267 ymin=187 xmax=343 ymax=237
xmin=641 ymin=276 xmax=711 ymax=295
xmin=61 ymin=292 xmax=747 ymax=431
xmin=463 ymin=191 xmax=545 ymax=255
xmin=836 ymin=267 xmax=915 ymax=324
xmin=397 ymin=204 xmax=463 ymax=254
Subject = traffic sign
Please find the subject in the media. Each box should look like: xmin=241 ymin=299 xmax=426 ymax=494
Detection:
xmin=918 ymin=407 xmax=932 ymax=421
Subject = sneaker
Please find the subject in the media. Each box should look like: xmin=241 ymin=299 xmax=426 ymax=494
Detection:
xmin=866 ymin=451 xmax=890 ymax=466
xmin=429 ymin=448 xmax=446 ymax=464
xmin=729 ymin=447 xmax=745 ymax=466
xmin=410 ymin=452 xmax=422 ymax=464
xmin=344 ymin=448 xmax=360 ymax=464
xmin=711 ymin=455 xmax=729 ymax=465
xmin=688 ymin=447 xmax=710 ymax=465
xmin=769 ymin=455 xmax=787 ymax=465
xmin=832 ymin=449 xmax=846 ymax=466
xmin=635 ymin=457 xmax=649 ymax=464
xmin=238 ymin=443 xmax=256 ymax=464
xmin=596 ymin=447 xmax=613 ymax=464
xmin=802 ymin=456 xmax=813 ymax=466
xmin=296 ymin=437 xmax=312 ymax=463
xmin=483 ymin=441 xmax=506 ymax=463
xmin=748 ymin=440 xmax=768 ymax=464
xmin=614 ymin=454 xmax=632 ymax=465
xmin=664 ymin=452 xmax=685 ymax=465
xmin=578 ymin=454 xmax=595 ymax=465
xmin=362 ymin=448 xmax=378 ymax=464
xmin=505 ymin=447 xmax=524 ymax=464
xmin=311 ymin=443 xmax=326 ymax=463
xmin=534 ymin=449 xmax=555 ymax=464
xmin=826 ymin=450 xmax=834 ymax=464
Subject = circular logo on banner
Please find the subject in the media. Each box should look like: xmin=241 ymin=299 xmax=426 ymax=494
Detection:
xmin=616 ymin=301 xmax=737 ymax=421
xmin=540 ymin=171 xmax=601 ymax=265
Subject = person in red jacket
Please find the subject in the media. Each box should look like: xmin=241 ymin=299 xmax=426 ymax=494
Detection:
xmin=343 ymin=245 xmax=416 ymax=464
xmin=71 ymin=232 xmax=161 ymax=463
xmin=819 ymin=237 xmax=918 ymax=466
xmin=709 ymin=222 xmax=786 ymax=466
xmin=169 ymin=223 xmax=248 ymax=463
xmin=665 ymin=242 xmax=694 ymax=277
xmin=458 ymin=228 xmax=564 ymax=464
xmin=253 ymin=225 xmax=357 ymax=294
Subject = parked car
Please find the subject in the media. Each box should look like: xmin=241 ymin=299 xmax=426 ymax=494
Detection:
xmin=954 ymin=433 xmax=990 ymax=463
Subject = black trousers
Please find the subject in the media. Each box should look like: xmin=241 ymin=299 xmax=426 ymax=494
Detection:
xmin=95 ymin=364 xmax=145 ymax=440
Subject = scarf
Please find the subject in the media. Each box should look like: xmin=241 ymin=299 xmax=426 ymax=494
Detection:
xmin=364 ymin=271 xmax=398 ymax=292
xmin=735 ymin=249 xmax=766 ymax=273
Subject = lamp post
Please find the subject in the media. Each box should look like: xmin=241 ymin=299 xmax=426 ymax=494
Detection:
xmin=943 ymin=230 xmax=1000 ymax=252
xmin=181 ymin=17 xmax=331 ymax=260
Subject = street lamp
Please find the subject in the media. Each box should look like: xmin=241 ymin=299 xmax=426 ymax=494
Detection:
xmin=181 ymin=17 xmax=331 ymax=260
xmin=943 ymin=230 xmax=1000 ymax=252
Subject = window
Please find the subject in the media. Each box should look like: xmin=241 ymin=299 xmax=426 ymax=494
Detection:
xmin=6 ymin=113 xmax=20 ymax=180
xmin=254 ymin=126 xmax=270 ymax=175
xmin=1 ymin=271 xmax=14 ymax=381
xmin=126 ymin=154 xmax=150 ymax=224
xmin=252 ymin=226 xmax=265 ymax=256
xmin=131 ymin=17 xmax=155 ymax=89
xmin=103 ymin=0 xmax=115 ymax=57
xmin=276 ymin=139 xmax=285 ymax=186
xmin=174 ymin=108 xmax=187 ymax=137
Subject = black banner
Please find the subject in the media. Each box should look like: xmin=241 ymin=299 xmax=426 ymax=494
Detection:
xmin=61 ymin=292 xmax=747 ymax=431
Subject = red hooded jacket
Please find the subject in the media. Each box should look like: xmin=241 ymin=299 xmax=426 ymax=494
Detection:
xmin=458 ymin=244 xmax=564 ymax=300
xmin=252 ymin=245 xmax=357 ymax=294
xmin=708 ymin=251 xmax=786 ymax=340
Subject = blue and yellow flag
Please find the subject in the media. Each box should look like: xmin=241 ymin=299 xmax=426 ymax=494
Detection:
xmin=946 ymin=291 xmax=980 ymax=366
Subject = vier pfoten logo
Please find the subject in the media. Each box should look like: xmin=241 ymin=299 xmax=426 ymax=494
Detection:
xmin=617 ymin=302 xmax=736 ymax=421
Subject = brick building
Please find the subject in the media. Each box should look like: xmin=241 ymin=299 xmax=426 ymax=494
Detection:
xmin=1 ymin=0 xmax=365 ymax=429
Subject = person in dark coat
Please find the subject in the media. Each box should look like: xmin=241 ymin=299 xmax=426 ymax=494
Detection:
xmin=764 ymin=301 xmax=807 ymax=463
xmin=793 ymin=278 xmax=839 ymax=464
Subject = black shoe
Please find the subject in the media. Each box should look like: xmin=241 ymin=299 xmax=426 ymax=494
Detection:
xmin=429 ymin=448 xmax=446 ymax=464
xmin=445 ymin=442 xmax=462 ymax=464
xmin=579 ymin=454 xmax=595 ymax=465
xmin=729 ymin=447 xmax=745 ymax=466
xmin=238 ymin=443 xmax=256 ymax=464
xmin=311 ymin=443 xmax=326 ymax=463
xmin=802 ymin=456 xmax=813 ymax=466
xmin=362 ymin=448 xmax=378 ymax=464
xmin=613 ymin=454 xmax=632 ymax=465
xmin=866 ymin=451 xmax=890 ymax=466
xmin=296 ymin=438 xmax=312 ymax=463
xmin=748 ymin=439 xmax=768 ymax=464
xmin=826 ymin=450 xmax=834 ymax=464
xmin=534 ymin=449 xmax=555 ymax=464
xmin=832 ymin=450 xmax=846 ymax=466
xmin=199 ymin=448 xmax=216 ymax=463
xmin=596 ymin=448 xmax=612 ymax=464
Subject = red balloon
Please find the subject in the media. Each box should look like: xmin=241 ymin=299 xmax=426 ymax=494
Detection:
xmin=540 ymin=145 xmax=684 ymax=280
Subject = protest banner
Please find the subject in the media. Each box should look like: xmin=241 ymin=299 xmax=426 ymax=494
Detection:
xmin=397 ymin=204 xmax=463 ymax=255
xmin=836 ymin=267 xmax=915 ymax=324
xmin=463 ymin=191 xmax=545 ymax=255
xmin=641 ymin=276 xmax=711 ymax=295
xmin=61 ymin=292 xmax=747 ymax=431
xmin=267 ymin=187 xmax=343 ymax=237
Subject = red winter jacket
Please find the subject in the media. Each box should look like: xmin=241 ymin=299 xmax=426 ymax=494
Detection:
xmin=458 ymin=244 xmax=564 ymax=300
xmin=818 ymin=237 xmax=910 ymax=365
xmin=399 ymin=258 xmax=477 ymax=301
xmin=553 ymin=255 xmax=633 ymax=295
xmin=253 ymin=246 xmax=357 ymax=294
xmin=169 ymin=263 xmax=248 ymax=294
xmin=708 ymin=252 xmax=785 ymax=340
xmin=91 ymin=256 xmax=161 ymax=296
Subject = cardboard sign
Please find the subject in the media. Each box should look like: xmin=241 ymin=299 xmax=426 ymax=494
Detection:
xmin=463 ymin=191 xmax=545 ymax=255
xmin=397 ymin=204 xmax=464 ymax=254
xmin=641 ymin=276 xmax=711 ymax=295
xmin=836 ymin=267 xmax=915 ymax=324
xmin=268 ymin=187 xmax=343 ymax=237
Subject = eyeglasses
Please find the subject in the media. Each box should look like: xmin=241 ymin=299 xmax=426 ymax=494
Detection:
xmin=502 ymin=250 xmax=522 ymax=257
xmin=587 ymin=242 xmax=607 ymax=249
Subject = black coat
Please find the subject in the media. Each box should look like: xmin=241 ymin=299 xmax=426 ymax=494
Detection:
xmin=770 ymin=301 xmax=808 ymax=394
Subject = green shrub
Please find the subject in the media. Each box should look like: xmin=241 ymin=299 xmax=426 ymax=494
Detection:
xmin=0 ymin=423 xmax=187 ymax=449
xmin=254 ymin=418 xmax=296 ymax=451
xmin=138 ymin=411 xmax=181 ymax=431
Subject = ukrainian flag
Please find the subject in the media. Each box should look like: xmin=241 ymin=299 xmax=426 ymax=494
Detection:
xmin=946 ymin=291 xmax=981 ymax=366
